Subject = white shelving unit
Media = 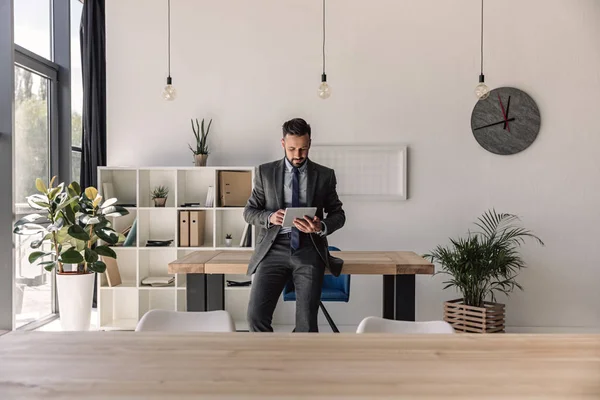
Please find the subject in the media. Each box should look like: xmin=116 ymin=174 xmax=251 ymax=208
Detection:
xmin=97 ymin=166 xmax=255 ymax=330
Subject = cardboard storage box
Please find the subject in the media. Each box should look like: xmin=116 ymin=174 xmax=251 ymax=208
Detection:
xmin=219 ymin=171 xmax=252 ymax=207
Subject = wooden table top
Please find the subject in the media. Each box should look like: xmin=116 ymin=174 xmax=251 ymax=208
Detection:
xmin=168 ymin=250 xmax=434 ymax=275
xmin=1 ymin=332 xmax=599 ymax=399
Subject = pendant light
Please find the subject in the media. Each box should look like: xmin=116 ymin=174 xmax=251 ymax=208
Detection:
xmin=318 ymin=0 xmax=331 ymax=99
xmin=474 ymin=0 xmax=490 ymax=100
xmin=162 ymin=0 xmax=176 ymax=101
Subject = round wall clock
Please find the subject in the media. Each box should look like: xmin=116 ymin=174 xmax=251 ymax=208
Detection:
xmin=471 ymin=87 xmax=541 ymax=155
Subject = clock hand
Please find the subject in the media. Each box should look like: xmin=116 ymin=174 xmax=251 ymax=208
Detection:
xmin=498 ymin=93 xmax=511 ymax=132
xmin=473 ymin=118 xmax=516 ymax=131
xmin=504 ymin=96 xmax=511 ymax=129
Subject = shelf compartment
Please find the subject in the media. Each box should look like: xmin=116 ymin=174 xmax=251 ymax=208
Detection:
xmin=215 ymin=209 xmax=250 ymax=248
xmin=99 ymin=248 xmax=137 ymax=288
xmin=98 ymin=168 xmax=137 ymax=207
xmin=176 ymin=169 xmax=216 ymax=207
xmin=177 ymin=209 xmax=214 ymax=248
xmin=139 ymin=248 xmax=177 ymax=287
xmin=98 ymin=288 xmax=138 ymax=330
xmin=138 ymin=208 xmax=177 ymax=247
xmin=138 ymin=169 xmax=177 ymax=208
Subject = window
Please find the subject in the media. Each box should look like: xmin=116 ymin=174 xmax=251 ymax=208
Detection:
xmin=13 ymin=0 xmax=52 ymax=60
xmin=12 ymin=0 xmax=76 ymax=329
xmin=14 ymin=65 xmax=54 ymax=328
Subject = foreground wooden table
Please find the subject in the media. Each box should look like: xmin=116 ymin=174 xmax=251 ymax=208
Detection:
xmin=1 ymin=332 xmax=599 ymax=399
xmin=169 ymin=250 xmax=434 ymax=320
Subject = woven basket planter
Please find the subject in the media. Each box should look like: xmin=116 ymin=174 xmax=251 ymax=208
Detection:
xmin=444 ymin=298 xmax=505 ymax=333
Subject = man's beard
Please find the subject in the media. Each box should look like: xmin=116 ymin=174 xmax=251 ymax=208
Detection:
xmin=285 ymin=154 xmax=307 ymax=167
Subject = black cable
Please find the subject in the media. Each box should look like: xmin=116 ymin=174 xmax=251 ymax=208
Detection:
xmin=322 ymin=0 xmax=326 ymax=75
xmin=480 ymin=0 xmax=484 ymax=75
xmin=168 ymin=0 xmax=171 ymax=77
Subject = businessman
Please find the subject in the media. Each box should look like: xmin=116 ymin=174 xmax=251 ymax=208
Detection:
xmin=243 ymin=118 xmax=346 ymax=332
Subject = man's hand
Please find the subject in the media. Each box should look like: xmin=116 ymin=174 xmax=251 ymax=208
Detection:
xmin=294 ymin=215 xmax=322 ymax=234
xmin=269 ymin=209 xmax=285 ymax=226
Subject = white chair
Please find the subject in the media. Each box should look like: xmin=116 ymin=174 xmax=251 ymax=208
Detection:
xmin=356 ymin=317 xmax=455 ymax=334
xmin=135 ymin=310 xmax=236 ymax=332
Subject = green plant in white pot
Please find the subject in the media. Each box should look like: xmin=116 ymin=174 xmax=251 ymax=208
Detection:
xmin=188 ymin=117 xmax=212 ymax=166
xmin=424 ymin=209 xmax=544 ymax=333
xmin=13 ymin=177 xmax=129 ymax=331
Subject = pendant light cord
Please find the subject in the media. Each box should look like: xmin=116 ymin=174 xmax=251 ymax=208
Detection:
xmin=322 ymin=0 xmax=326 ymax=75
xmin=480 ymin=0 xmax=484 ymax=75
xmin=168 ymin=0 xmax=171 ymax=78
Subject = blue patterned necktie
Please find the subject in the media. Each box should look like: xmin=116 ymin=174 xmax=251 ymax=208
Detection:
xmin=291 ymin=166 xmax=300 ymax=250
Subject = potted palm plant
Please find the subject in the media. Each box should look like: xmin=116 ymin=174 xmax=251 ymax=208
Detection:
xmin=424 ymin=209 xmax=543 ymax=333
xmin=188 ymin=117 xmax=212 ymax=166
xmin=13 ymin=177 xmax=129 ymax=331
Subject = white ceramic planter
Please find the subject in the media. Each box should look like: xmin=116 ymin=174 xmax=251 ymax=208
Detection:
xmin=56 ymin=272 xmax=95 ymax=331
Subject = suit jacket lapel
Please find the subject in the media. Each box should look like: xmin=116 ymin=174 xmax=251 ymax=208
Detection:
xmin=273 ymin=159 xmax=285 ymax=209
xmin=306 ymin=159 xmax=318 ymax=207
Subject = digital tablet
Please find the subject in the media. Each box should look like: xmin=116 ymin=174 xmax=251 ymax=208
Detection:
xmin=281 ymin=207 xmax=317 ymax=228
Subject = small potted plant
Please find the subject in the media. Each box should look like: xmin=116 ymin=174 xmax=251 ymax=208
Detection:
xmin=151 ymin=185 xmax=169 ymax=207
xmin=424 ymin=209 xmax=543 ymax=333
xmin=225 ymin=233 xmax=232 ymax=247
xmin=188 ymin=117 xmax=212 ymax=166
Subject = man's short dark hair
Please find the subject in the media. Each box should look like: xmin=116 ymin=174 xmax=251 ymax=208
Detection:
xmin=282 ymin=118 xmax=311 ymax=138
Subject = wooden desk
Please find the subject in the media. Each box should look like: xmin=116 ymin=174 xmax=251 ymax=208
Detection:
xmin=169 ymin=250 xmax=434 ymax=321
xmin=1 ymin=332 xmax=599 ymax=399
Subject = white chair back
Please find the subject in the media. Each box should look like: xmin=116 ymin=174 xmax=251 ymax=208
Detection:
xmin=135 ymin=310 xmax=236 ymax=332
xmin=356 ymin=317 xmax=454 ymax=334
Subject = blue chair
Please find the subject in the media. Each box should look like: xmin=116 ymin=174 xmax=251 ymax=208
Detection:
xmin=283 ymin=246 xmax=350 ymax=332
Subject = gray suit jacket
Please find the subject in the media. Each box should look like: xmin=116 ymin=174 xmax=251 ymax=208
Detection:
xmin=243 ymin=158 xmax=346 ymax=276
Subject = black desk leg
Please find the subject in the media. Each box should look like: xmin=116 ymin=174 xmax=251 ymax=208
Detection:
xmin=187 ymin=273 xmax=207 ymax=311
xmin=382 ymin=275 xmax=416 ymax=321
xmin=206 ymin=274 xmax=225 ymax=311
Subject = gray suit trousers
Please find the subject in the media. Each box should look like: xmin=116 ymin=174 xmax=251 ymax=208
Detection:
xmin=247 ymin=234 xmax=325 ymax=332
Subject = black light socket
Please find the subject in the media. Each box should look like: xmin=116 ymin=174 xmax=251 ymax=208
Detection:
xmin=321 ymin=73 xmax=327 ymax=83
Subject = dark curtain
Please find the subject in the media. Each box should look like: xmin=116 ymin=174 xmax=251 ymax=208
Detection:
xmin=80 ymin=0 xmax=106 ymax=307
xmin=80 ymin=0 xmax=106 ymax=190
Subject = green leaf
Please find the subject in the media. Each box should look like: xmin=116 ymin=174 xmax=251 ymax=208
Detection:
xmin=30 ymin=238 xmax=45 ymax=249
xmin=88 ymin=261 xmax=106 ymax=273
xmin=84 ymin=248 xmax=99 ymax=263
xmin=28 ymin=251 xmax=50 ymax=264
xmin=27 ymin=195 xmax=50 ymax=210
xmin=35 ymin=178 xmax=47 ymax=194
xmin=60 ymin=248 xmax=84 ymax=264
xmin=100 ymin=198 xmax=118 ymax=208
xmin=48 ymin=184 xmax=63 ymax=201
xmin=14 ymin=223 xmax=46 ymax=235
xmin=56 ymin=195 xmax=78 ymax=212
xmin=64 ymin=205 xmax=76 ymax=224
xmin=14 ymin=213 xmax=45 ymax=227
xmin=94 ymin=227 xmax=119 ymax=244
xmin=81 ymin=215 xmax=101 ymax=225
xmin=101 ymin=205 xmax=130 ymax=217
xmin=42 ymin=262 xmax=57 ymax=272
xmin=69 ymin=181 xmax=81 ymax=195
xmin=68 ymin=225 xmax=90 ymax=241
xmin=94 ymin=245 xmax=116 ymax=259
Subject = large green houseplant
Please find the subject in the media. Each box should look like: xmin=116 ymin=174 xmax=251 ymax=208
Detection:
xmin=14 ymin=177 xmax=129 ymax=330
xmin=424 ymin=209 xmax=543 ymax=332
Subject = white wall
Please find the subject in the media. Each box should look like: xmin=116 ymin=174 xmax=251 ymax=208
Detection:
xmin=106 ymin=0 xmax=600 ymax=331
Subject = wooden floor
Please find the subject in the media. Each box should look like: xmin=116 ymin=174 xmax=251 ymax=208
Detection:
xmin=1 ymin=332 xmax=600 ymax=399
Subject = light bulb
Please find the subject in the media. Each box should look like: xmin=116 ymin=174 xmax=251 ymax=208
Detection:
xmin=162 ymin=77 xmax=176 ymax=101
xmin=475 ymin=83 xmax=490 ymax=100
xmin=475 ymin=74 xmax=489 ymax=100
xmin=318 ymin=82 xmax=331 ymax=99
xmin=318 ymin=73 xmax=331 ymax=99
